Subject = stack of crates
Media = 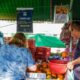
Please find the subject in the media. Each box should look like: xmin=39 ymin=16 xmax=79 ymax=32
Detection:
xmin=35 ymin=47 xmax=51 ymax=62
xmin=27 ymin=39 xmax=36 ymax=60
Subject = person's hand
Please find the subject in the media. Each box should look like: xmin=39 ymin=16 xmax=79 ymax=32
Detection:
xmin=67 ymin=61 xmax=74 ymax=70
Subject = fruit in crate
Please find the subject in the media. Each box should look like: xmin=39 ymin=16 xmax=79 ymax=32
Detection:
xmin=46 ymin=74 xmax=52 ymax=79
xmin=42 ymin=62 xmax=48 ymax=68
xmin=51 ymin=73 xmax=57 ymax=78
xmin=45 ymin=68 xmax=51 ymax=75
xmin=35 ymin=67 xmax=42 ymax=73
xmin=58 ymin=74 xmax=64 ymax=79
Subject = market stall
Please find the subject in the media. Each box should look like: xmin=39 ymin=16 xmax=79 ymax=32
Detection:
xmin=27 ymin=34 xmax=67 ymax=80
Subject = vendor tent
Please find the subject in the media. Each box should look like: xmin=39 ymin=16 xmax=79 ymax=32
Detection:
xmin=27 ymin=34 xmax=66 ymax=48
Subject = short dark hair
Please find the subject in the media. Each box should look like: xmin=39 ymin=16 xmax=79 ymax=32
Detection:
xmin=71 ymin=20 xmax=80 ymax=31
xmin=9 ymin=33 xmax=26 ymax=47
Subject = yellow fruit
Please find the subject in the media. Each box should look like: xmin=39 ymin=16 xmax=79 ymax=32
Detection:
xmin=52 ymin=73 xmax=56 ymax=77
xmin=47 ymin=74 xmax=52 ymax=79
xmin=62 ymin=51 xmax=68 ymax=58
xmin=58 ymin=74 xmax=64 ymax=80
xmin=42 ymin=62 xmax=48 ymax=68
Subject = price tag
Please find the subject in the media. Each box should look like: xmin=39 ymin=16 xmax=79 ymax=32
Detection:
xmin=27 ymin=73 xmax=46 ymax=79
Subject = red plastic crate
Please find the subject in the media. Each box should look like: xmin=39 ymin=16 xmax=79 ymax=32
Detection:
xmin=28 ymin=39 xmax=35 ymax=48
xmin=35 ymin=47 xmax=51 ymax=61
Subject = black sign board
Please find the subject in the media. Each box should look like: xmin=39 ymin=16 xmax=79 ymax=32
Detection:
xmin=17 ymin=8 xmax=33 ymax=33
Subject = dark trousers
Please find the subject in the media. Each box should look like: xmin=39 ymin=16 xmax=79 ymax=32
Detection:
xmin=74 ymin=74 xmax=79 ymax=80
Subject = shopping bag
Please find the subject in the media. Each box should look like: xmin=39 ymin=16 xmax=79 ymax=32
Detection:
xmin=64 ymin=70 xmax=74 ymax=80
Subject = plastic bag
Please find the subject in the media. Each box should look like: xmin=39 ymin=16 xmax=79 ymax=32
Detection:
xmin=64 ymin=70 xmax=74 ymax=80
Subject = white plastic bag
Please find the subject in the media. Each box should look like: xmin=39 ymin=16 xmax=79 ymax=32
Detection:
xmin=64 ymin=70 xmax=74 ymax=80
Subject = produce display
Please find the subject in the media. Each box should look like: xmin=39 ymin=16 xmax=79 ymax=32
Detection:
xmin=27 ymin=39 xmax=68 ymax=80
xmin=27 ymin=60 xmax=65 ymax=80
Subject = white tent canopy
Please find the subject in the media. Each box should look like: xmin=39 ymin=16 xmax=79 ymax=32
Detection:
xmin=0 ymin=20 xmax=64 ymax=37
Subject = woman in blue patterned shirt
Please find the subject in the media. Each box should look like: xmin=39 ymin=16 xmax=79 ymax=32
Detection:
xmin=0 ymin=33 xmax=36 ymax=80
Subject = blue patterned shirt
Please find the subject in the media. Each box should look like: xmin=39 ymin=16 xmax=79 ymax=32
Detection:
xmin=0 ymin=44 xmax=35 ymax=80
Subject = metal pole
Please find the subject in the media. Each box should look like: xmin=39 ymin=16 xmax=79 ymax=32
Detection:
xmin=50 ymin=0 xmax=52 ymax=21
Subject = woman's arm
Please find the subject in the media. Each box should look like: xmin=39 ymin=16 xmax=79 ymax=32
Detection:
xmin=67 ymin=57 xmax=80 ymax=70
xmin=72 ymin=57 xmax=80 ymax=65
